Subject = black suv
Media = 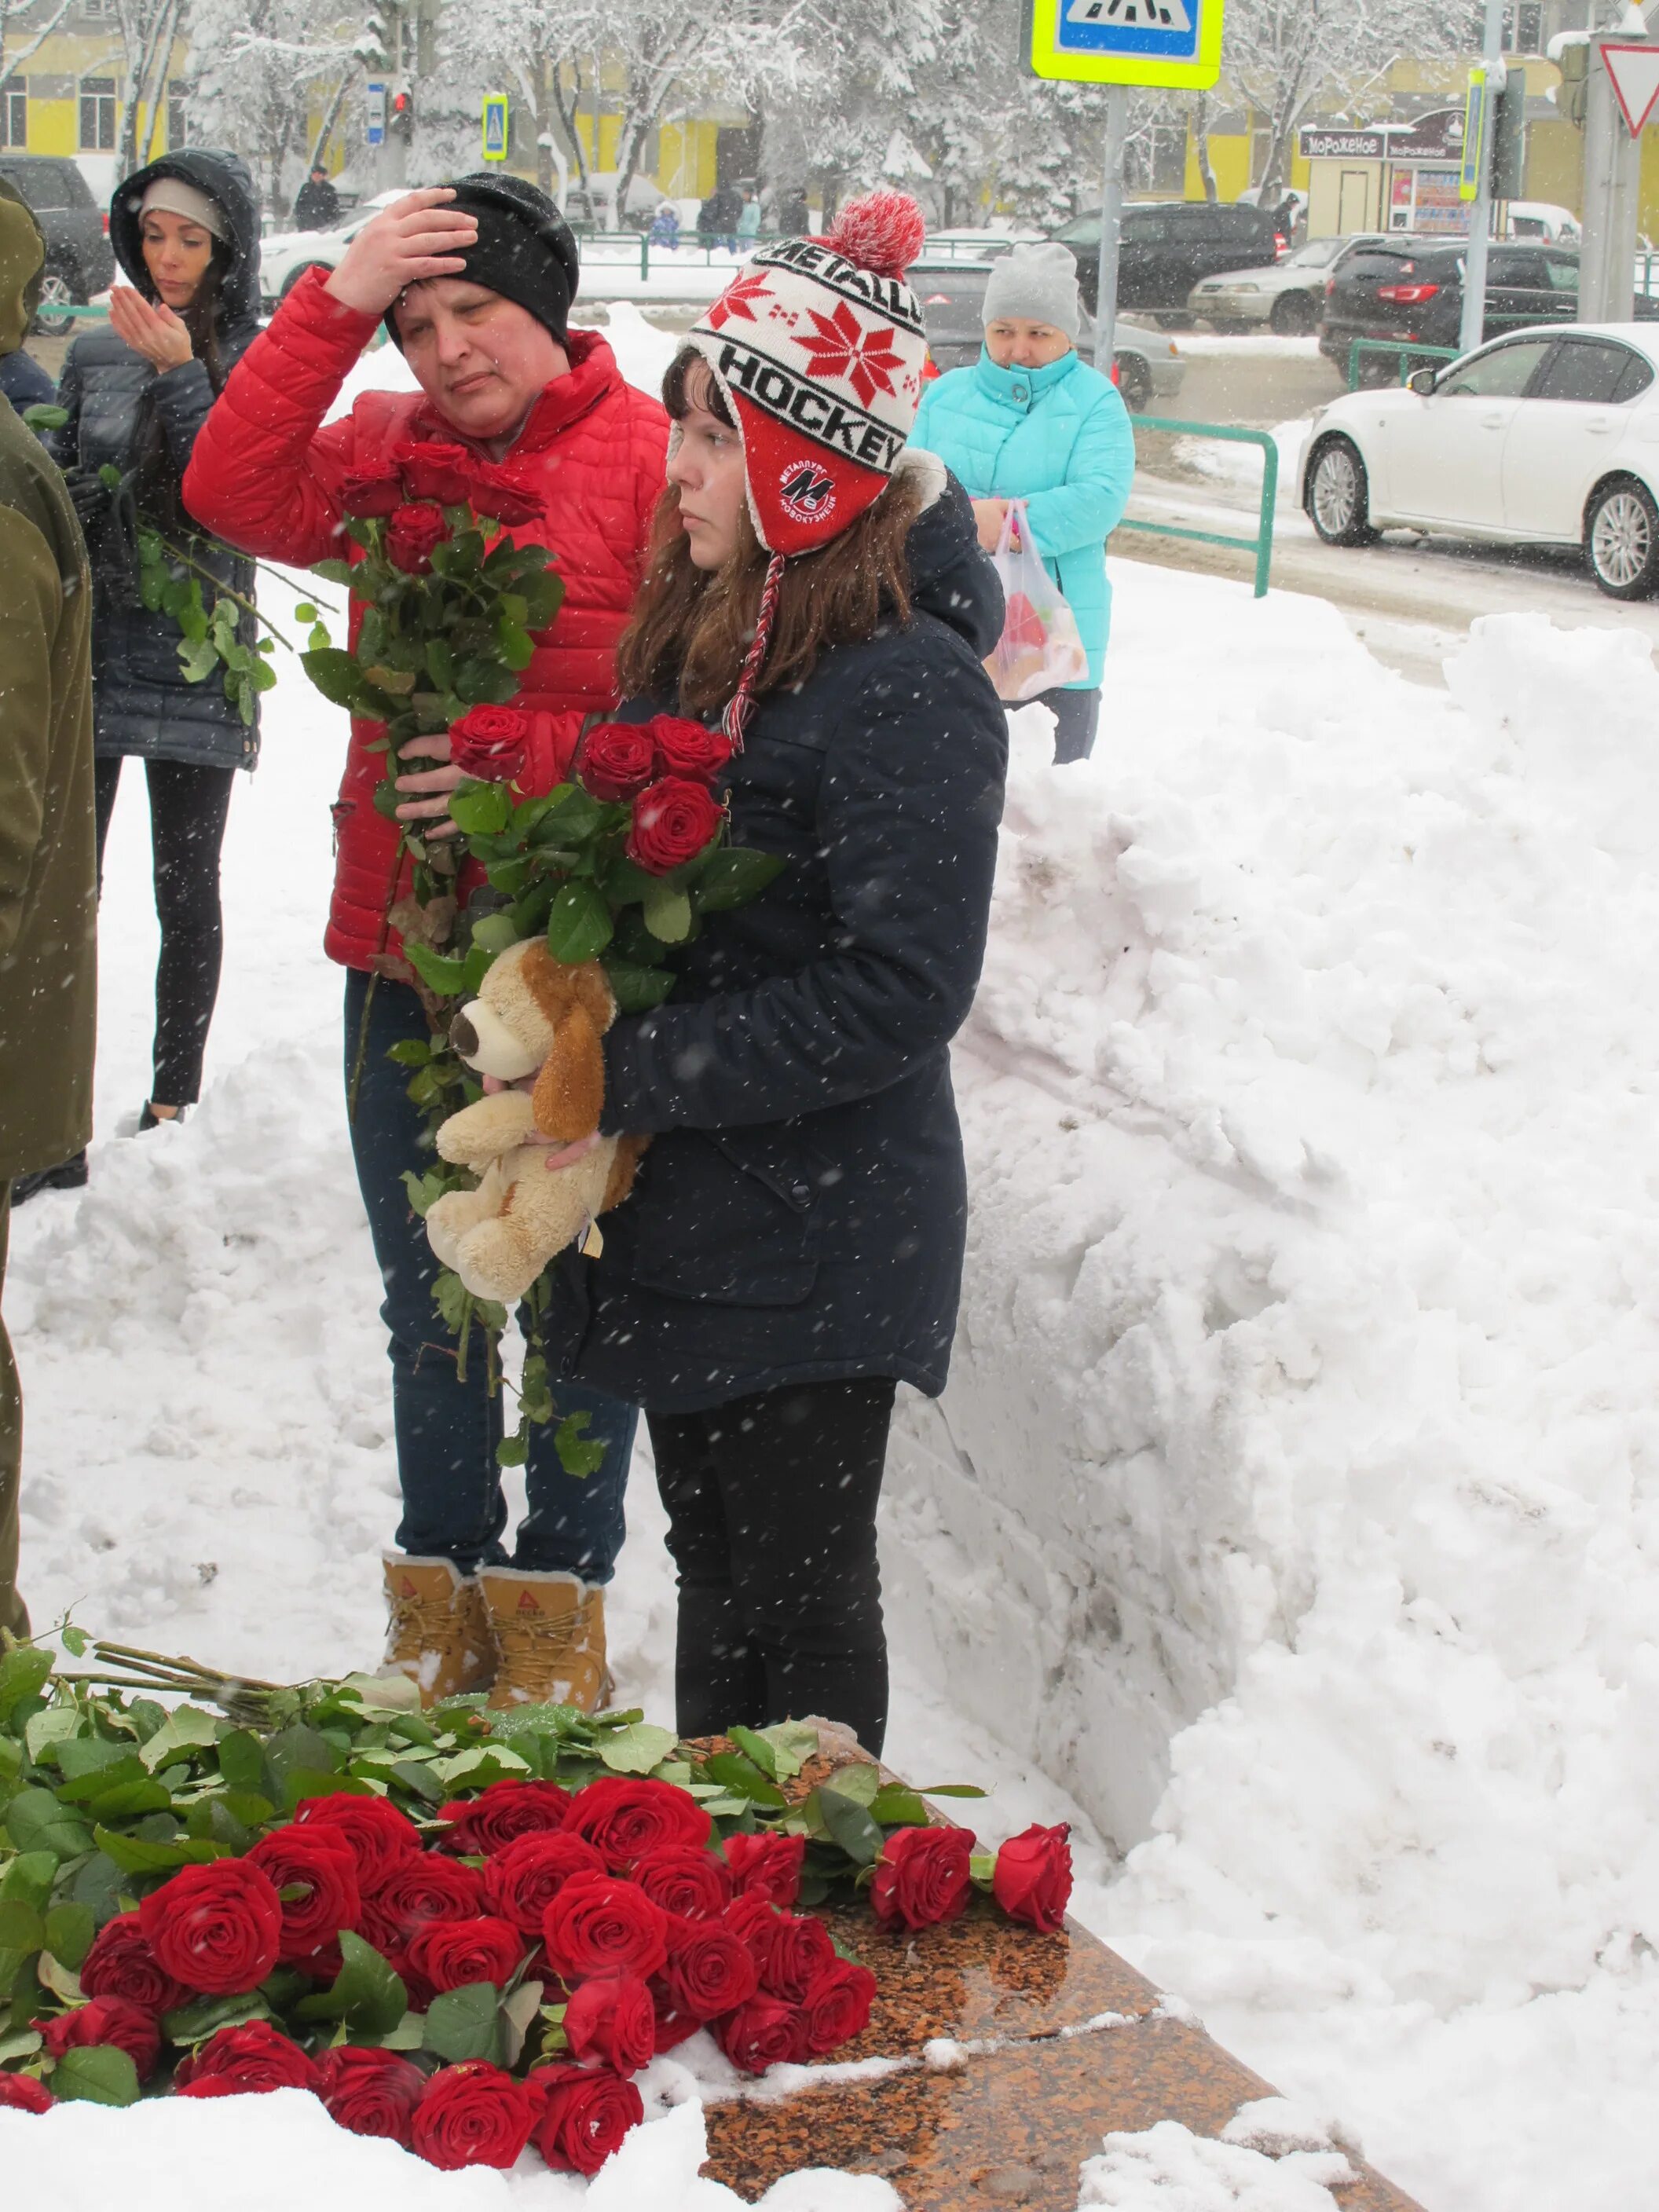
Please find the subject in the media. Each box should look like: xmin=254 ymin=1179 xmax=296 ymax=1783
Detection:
xmin=1049 ymin=200 xmax=1285 ymax=322
xmin=0 ymin=155 xmax=114 ymax=335
xmin=1320 ymin=238 xmax=1659 ymax=378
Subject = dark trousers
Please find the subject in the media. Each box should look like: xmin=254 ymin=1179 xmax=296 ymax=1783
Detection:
xmin=94 ymin=756 xmax=236 ymax=1107
xmin=1036 ymin=685 xmax=1101 ymax=765
xmin=344 ymin=969 xmax=636 ymax=1580
xmin=648 ymin=1377 xmax=897 ymax=1754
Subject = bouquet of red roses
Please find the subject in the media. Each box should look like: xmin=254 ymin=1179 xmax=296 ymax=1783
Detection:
xmin=0 ymin=1646 xmax=1074 ymax=2181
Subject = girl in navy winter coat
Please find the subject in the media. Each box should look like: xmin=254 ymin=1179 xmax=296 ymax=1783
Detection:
xmin=542 ymin=197 xmax=1009 ymax=1754
xmin=29 ymin=151 xmax=262 ymax=1197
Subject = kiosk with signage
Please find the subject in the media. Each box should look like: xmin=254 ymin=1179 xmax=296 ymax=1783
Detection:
xmin=1299 ymin=108 xmax=1470 ymax=239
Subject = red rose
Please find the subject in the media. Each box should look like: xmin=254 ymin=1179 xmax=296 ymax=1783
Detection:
xmin=650 ymin=716 xmax=734 ymax=783
xmin=626 ymin=775 xmax=724 ymax=877
xmin=647 ymin=1976 xmax=701 ymax=2053
xmin=393 ymin=438 xmax=475 ymax=507
xmin=540 ymin=1873 xmax=669 ymax=1983
xmin=562 ymin=1973 xmax=655 ymax=2073
xmin=406 ymin=1916 xmax=523 ymax=1994
xmin=336 ymin=471 xmax=405 ymax=519
xmin=247 ymin=1827 xmax=361 ymax=1965
xmin=411 ymin=2060 xmax=538 ymax=2170
xmin=870 ymin=1825 xmax=974 ymax=1932
xmin=714 ymin=1994 xmax=800 ymax=2075
xmin=382 ymin=1944 xmax=438 ymax=2016
xmin=359 ymin=1855 xmax=486 ymax=1952
xmin=385 ymin=502 xmax=450 ymax=575
xmin=315 ymin=2046 xmax=427 ymax=2145
xmin=36 ymin=1996 xmax=160 ymax=2082
xmin=482 ymin=1830 xmax=606 ymax=1937
xmin=447 ymin=705 xmax=531 ymax=786
xmin=723 ymin=1894 xmax=782 ymax=1965
xmin=562 ymin=1778 xmax=712 ymax=1870
xmin=723 ymin=1832 xmax=806 ymax=1908
xmin=174 ymin=2020 xmax=322 ymax=2097
xmin=78 ymin=1912 xmax=190 ymax=2014
xmin=991 ymin=1822 xmax=1072 ymax=1934
xmin=0 ymin=2073 xmax=53 ymax=2111
xmin=138 ymin=1859 xmax=283 ymax=1996
xmin=797 ymin=1959 xmax=877 ymax=2057
xmin=295 ymin=1794 xmax=422 ymax=1887
xmin=530 ymin=2062 xmax=645 ymax=2177
xmin=469 ymin=466 xmax=543 ymax=529
xmin=434 ymin=1777 xmax=571 ymax=1857
xmin=661 ymin=1923 xmax=759 ymax=2023
xmin=631 ymin=1844 xmax=732 ymax=1924
xmin=577 ymin=722 xmax=657 ymax=804
xmin=756 ymin=1911 xmax=837 ymax=2005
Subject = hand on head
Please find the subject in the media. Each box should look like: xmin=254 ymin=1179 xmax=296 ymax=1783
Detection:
xmin=108 ymin=282 xmax=193 ymax=371
xmin=324 ymin=188 xmax=478 ymax=317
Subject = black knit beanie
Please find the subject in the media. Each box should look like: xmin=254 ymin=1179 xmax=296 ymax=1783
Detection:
xmin=385 ymin=173 xmax=580 ymax=349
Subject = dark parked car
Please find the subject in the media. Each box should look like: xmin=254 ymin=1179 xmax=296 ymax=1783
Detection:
xmin=911 ymin=258 xmax=1185 ymax=412
xmin=0 ymin=154 xmax=113 ymax=335
xmin=1319 ymin=239 xmax=1659 ymax=379
xmin=1049 ymin=200 xmax=1286 ymax=323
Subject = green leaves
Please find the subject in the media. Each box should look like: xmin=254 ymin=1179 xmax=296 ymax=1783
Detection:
xmin=52 ymin=2045 xmax=140 ymax=2107
xmin=642 ymin=882 xmax=693 ymax=946
xmin=423 ymin=1981 xmax=504 ymax=2064
xmin=294 ymin=1931 xmax=407 ymax=2037
xmin=302 ymin=646 xmax=372 ymax=711
xmin=448 ymin=780 xmax=513 ymax=837
xmin=694 ymin=848 xmax=787 ymax=913
xmin=42 ymin=1903 xmax=95 ymax=1971
xmin=0 ymin=1645 xmax=53 ymax=1727
xmin=4 ymin=1789 xmax=93 ymax=1861
xmin=545 ymin=882 xmax=613 ymax=965
xmin=815 ymin=1785 xmax=885 ymax=1866
xmin=596 ymin=1723 xmax=676 ymax=1776
xmin=554 ymin=1412 xmax=606 ymax=1480
xmin=405 ymin=945 xmax=470 ymax=998
xmin=601 ymin=957 xmax=676 ymax=1016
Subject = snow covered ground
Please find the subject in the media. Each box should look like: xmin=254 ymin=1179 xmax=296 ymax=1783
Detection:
xmin=9 ymin=317 xmax=1659 ymax=2209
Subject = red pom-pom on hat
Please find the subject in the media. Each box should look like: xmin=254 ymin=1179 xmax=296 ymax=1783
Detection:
xmin=822 ymin=190 xmax=925 ymax=280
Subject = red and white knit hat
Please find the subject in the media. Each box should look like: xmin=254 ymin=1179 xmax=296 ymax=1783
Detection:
xmin=685 ymin=192 xmax=930 ymax=740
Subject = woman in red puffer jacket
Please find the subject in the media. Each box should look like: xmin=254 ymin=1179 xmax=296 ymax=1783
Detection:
xmin=184 ymin=178 xmax=668 ymax=1712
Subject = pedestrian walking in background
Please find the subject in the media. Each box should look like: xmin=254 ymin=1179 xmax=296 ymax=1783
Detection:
xmin=910 ymin=240 xmax=1134 ymax=764
xmin=540 ymin=192 xmax=1008 ymax=1757
xmin=185 ymin=178 xmax=669 ymax=1712
xmin=736 ymin=186 xmax=762 ymax=245
xmin=777 ymin=186 xmax=811 ymax=237
xmin=649 ymin=200 xmax=681 ymax=252
xmin=0 ymin=188 xmax=97 ymax=1635
xmin=24 ymin=152 xmax=263 ymax=1204
xmin=294 ymin=163 xmax=342 ymax=233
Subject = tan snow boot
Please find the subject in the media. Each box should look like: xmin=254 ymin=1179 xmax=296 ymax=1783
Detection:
xmin=479 ymin=1568 xmax=609 ymax=1712
xmin=380 ymin=1555 xmax=496 ymax=1706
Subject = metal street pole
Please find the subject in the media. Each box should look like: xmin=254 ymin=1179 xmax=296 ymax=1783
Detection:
xmin=1458 ymin=0 xmax=1507 ymax=355
xmin=1094 ymin=85 xmax=1128 ymax=375
xmin=1580 ymin=26 xmax=1646 ymax=323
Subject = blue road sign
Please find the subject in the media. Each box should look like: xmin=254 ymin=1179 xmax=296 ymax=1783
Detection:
xmin=365 ymin=80 xmax=386 ymax=147
xmin=1025 ymin=0 xmax=1223 ymax=86
xmin=482 ymin=93 xmax=508 ymax=163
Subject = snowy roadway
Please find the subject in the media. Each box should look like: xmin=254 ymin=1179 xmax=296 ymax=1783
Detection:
xmin=7 ymin=308 xmax=1659 ymax=2209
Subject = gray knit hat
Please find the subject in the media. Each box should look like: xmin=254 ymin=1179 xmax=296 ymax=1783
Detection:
xmin=982 ymin=242 xmax=1080 ymax=342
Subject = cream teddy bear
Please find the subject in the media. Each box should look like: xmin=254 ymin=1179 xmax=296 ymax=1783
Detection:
xmin=425 ymin=939 xmax=645 ymax=1305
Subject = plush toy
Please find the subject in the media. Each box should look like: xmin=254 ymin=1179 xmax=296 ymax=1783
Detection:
xmin=425 ymin=939 xmax=646 ymax=1305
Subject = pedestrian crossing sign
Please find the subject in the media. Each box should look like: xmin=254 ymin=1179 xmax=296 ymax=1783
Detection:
xmin=1024 ymin=0 xmax=1223 ymax=86
xmin=482 ymin=93 xmax=508 ymax=163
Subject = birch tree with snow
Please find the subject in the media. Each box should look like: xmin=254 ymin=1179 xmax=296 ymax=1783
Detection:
xmin=185 ymin=0 xmax=378 ymax=215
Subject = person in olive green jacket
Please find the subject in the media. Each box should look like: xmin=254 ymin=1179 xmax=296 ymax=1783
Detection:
xmin=0 ymin=184 xmax=97 ymax=1637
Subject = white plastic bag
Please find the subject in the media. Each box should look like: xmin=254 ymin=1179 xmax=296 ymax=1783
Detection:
xmin=983 ymin=498 xmax=1089 ymax=703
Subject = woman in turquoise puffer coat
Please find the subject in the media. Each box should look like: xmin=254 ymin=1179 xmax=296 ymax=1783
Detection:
xmin=910 ymin=241 xmax=1135 ymax=762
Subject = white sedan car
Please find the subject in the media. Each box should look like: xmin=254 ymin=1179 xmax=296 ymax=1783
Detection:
xmin=1300 ymin=323 xmax=1659 ymax=598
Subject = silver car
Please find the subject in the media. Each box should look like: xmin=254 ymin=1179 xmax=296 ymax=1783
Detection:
xmin=1189 ymin=235 xmax=1386 ymax=336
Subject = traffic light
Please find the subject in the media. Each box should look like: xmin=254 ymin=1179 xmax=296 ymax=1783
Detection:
xmin=1556 ymin=38 xmax=1589 ymax=129
xmin=389 ymin=86 xmax=413 ymax=142
xmin=1492 ymin=71 xmax=1527 ymax=196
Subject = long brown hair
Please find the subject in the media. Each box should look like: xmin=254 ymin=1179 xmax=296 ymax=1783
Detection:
xmin=615 ymin=348 xmax=924 ymax=715
xmin=133 ymin=244 xmax=231 ymax=533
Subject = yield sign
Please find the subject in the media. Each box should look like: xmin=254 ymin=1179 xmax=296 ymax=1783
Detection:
xmin=1600 ymin=42 xmax=1659 ymax=136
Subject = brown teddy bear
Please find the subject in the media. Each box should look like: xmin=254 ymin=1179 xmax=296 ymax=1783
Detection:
xmin=425 ymin=939 xmax=646 ymax=1304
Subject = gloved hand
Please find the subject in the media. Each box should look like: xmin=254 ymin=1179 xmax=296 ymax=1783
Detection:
xmin=63 ymin=467 xmax=109 ymax=535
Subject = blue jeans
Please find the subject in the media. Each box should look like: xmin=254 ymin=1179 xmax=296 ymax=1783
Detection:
xmin=343 ymin=971 xmax=636 ymax=1580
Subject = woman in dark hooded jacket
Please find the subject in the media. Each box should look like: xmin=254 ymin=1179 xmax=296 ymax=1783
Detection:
xmin=540 ymin=195 xmax=1008 ymax=1756
xmin=23 ymin=150 xmax=262 ymax=1199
